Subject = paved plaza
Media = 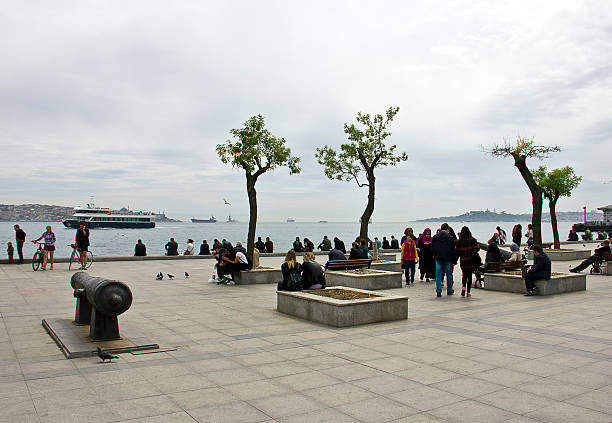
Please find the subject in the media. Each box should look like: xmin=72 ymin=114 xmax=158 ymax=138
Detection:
xmin=1 ymin=251 xmax=611 ymax=422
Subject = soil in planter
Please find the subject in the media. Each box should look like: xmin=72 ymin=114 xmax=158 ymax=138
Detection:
xmin=504 ymin=271 xmax=567 ymax=276
xmin=343 ymin=269 xmax=384 ymax=275
xmin=254 ymin=266 xmax=274 ymax=269
xmin=306 ymin=288 xmax=380 ymax=300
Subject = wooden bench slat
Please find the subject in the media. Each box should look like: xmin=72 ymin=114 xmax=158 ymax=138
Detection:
xmin=325 ymin=259 xmax=372 ymax=270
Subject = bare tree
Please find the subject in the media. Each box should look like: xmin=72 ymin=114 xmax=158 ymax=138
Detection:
xmin=482 ymin=137 xmax=560 ymax=246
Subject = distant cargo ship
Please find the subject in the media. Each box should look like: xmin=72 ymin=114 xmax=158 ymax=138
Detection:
xmin=286 ymin=218 xmax=295 ymax=223
xmin=191 ymin=216 xmax=217 ymax=223
xmin=226 ymin=215 xmax=238 ymax=223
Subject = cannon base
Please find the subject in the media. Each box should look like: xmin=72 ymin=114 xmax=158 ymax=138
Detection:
xmin=42 ymin=318 xmax=159 ymax=359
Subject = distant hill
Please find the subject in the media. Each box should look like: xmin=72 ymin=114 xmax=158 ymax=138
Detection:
xmin=417 ymin=209 xmax=602 ymax=223
xmin=0 ymin=203 xmax=181 ymax=222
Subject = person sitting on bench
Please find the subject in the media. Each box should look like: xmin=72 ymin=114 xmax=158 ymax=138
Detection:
xmin=301 ymin=252 xmax=326 ymax=289
xmin=484 ymin=242 xmax=503 ymax=269
xmin=328 ymin=247 xmax=347 ymax=261
xmin=524 ymin=245 xmax=551 ymax=296
xmin=567 ymin=230 xmax=579 ymax=241
xmin=509 ymin=243 xmax=522 ymax=261
xmin=569 ymin=240 xmax=611 ymax=273
xmin=348 ymin=242 xmax=363 ymax=260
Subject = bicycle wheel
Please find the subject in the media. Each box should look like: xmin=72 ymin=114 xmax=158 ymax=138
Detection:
xmin=85 ymin=251 xmax=93 ymax=269
xmin=32 ymin=252 xmax=42 ymax=271
xmin=69 ymin=250 xmax=79 ymax=270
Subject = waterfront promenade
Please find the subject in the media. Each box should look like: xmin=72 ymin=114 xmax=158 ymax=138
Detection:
xmin=1 ymin=249 xmax=611 ymax=422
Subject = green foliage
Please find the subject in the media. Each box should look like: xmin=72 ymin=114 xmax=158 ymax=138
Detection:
xmin=315 ymin=106 xmax=408 ymax=187
xmin=534 ymin=166 xmax=582 ymax=201
xmin=216 ymin=114 xmax=301 ymax=177
xmin=484 ymin=136 xmax=561 ymax=161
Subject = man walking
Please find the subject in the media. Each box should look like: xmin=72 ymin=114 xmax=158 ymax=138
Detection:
xmin=524 ymin=245 xmax=551 ymax=296
xmin=432 ymin=223 xmax=455 ymax=297
xmin=14 ymin=225 xmax=26 ymax=264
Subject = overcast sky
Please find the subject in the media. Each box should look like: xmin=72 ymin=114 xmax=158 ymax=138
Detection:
xmin=1 ymin=1 xmax=611 ymax=221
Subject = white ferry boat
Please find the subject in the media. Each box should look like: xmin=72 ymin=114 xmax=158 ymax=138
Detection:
xmin=62 ymin=203 xmax=156 ymax=229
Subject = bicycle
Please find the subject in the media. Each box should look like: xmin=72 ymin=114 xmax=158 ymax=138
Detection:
xmin=32 ymin=242 xmax=44 ymax=271
xmin=69 ymin=244 xmax=93 ymax=271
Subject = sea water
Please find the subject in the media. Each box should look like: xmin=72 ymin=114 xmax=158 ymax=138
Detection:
xmin=2 ymin=220 xmax=577 ymax=259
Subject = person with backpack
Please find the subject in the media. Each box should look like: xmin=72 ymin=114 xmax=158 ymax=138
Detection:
xmin=278 ymin=250 xmax=302 ymax=291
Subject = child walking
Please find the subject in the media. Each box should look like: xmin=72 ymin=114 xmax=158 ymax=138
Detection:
xmin=7 ymin=242 xmax=14 ymax=264
xmin=401 ymin=234 xmax=419 ymax=285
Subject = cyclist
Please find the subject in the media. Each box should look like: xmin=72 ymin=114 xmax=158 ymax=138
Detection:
xmin=75 ymin=222 xmax=90 ymax=269
xmin=32 ymin=225 xmax=56 ymax=270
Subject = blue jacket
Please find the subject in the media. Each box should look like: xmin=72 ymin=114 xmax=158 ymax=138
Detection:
xmin=528 ymin=252 xmax=551 ymax=279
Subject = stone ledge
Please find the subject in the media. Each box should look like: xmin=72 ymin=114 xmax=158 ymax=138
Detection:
xmin=234 ymin=268 xmax=282 ymax=285
xmin=528 ymin=250 xmax=591 ymax=261
xmin=484 ymin=272 xmax=586 ymax=295
xmin=277 ymin=286 xmax=408 ymax=327
xmin=371 ymin=261 xmax=402 ymax=272
xmin=326 ymin=269 xmax=403 ymax=290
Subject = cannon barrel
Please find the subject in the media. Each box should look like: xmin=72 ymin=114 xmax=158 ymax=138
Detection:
xmin=70 ymin=272 xmax=132 ymax=317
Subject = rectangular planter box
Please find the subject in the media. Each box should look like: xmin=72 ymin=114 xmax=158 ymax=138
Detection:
xmin=528 ymin=250 xmax=591 ymax=261
xmin=484 ymin=272 xmax=586 ymax=295
xmin=342 ymin=253 xmax=396 ymax=261
xmin=234 ymin=268 xmax=281 ymax=285
xmin=277 ymin=286 xmax=408 ymax=327
xmin=371 ymin=260 xmax=402 ymax=272
xmin=326 ymin=269 xmax=403 ymax=290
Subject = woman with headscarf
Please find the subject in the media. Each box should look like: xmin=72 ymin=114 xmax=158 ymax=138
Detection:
xmin=401 ymin=227 xmax=415 ymax=245
xmin=416 ymin=228 xmax=435 ymax=282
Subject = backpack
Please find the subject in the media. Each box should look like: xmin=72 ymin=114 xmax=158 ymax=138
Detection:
xmin=288 ymin=272 xmax=303 ymax=291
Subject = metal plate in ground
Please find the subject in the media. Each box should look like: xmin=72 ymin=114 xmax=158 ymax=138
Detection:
xmin=42 ymin=318 xmax=159 ymax=359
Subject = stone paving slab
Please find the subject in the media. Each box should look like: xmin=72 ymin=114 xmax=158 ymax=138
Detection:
xmin=0 ymin=246 xmax=611 ymax=422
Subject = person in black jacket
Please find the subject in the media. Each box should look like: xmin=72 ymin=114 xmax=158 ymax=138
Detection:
xmin=567 ymin=230 xmax=579 ymax=241
xmin=199 ymin=240 xmax=210 ymax=255
xmin=134 ymin=240 xmax=147 ymax=256
xmin=524 ymin=245 xmax=551 ymax=295
xmin=569 ymin=240 xmax=610 ymax=273
xmin=255 ymin=237 xmax=265 ymax=253
xmin=390 ymin=236 xmax=399 ymax=249
xmin=432 ymin=223 xmax=455 ymax=297
xmin=14 ymin=224 xmax=26 ymax=264
xmin=165 ymin=238 xmax=179 ymax=256
xmin=333 ymin=237 xmax=346 ymax=254
xmin=348 ymin=242 xmax=362 ymax=260
xmin=278 ymin=250 xmax=302 ymax=291
xmin=301 ymin=253 xmax=326 ymax=289
xmin=328 ymin=248 xmax=347 ymax=262
xmin=293 ymin=237 xmax=304 ymax=253
xmin=382 ymin=237 xmax=390 ymax=249
xmin=75 ymin=222 xmax=90 ymax=269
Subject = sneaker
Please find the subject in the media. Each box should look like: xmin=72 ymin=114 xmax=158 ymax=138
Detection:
xmin=461 ymin=290 xmax=465 ymax=297
xmin=568 ymin=269 xmax=579 ymax=273
xmin=466 ymin=293 xmax=471 ymax=297
xmin=524 ymin=291 xmax=535 ymax=296
xmin=436 ymin=292 xmax=442 ymax=298
xmin=447 ymin=290 xmax=454 ymax=295
xmin=49 ymin=266 xmax=53 ymax=270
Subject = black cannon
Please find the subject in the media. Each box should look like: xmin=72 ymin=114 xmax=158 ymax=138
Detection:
xmin=71 ymin=272 xmax=133 ymax=340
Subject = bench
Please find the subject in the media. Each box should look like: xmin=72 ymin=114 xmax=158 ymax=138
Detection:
xmin=540 ymin=242 xmax=553 ymax=249
xmin=474 ymin=260 xmax=528 ymax=286
xmin=325 ymin=259 xmax=372 ymax=271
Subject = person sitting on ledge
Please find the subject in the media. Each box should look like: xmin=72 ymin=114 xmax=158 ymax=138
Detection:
xmin=348 ymin=242 xmax=362 ymax=260
xmin=597 ymin=231 xmax=606 ymax=240
xmin=524 ymin=245 xmax=551 ymax=296
xmin=333 ymin=237 xmax=346 ymax=254
xmin=301 ymin=252 xmax=326 ymax=289
xmin=317 ymin=236 xmax=332 ymax=251
xmin=183 ymin=239 xmax=195 ymax=255
xmin=359 ymin=238 xmax=369 ymax=258
xmin=224 ymin=246 xmax=251 ymax=278
xmin=382 ymin=236 xmax=390 ymax=249
xmin=165 ymin=237 xmax=178 ymax=256
xmin=569 ymin=240 xmax=610 ymax=273
xmin=509 ymin=243 xmax=522 ymax=261
xmin=265 ymin=236 xmax=274 ymax=253
xmin=199 ymin=240 xmax=210 ymax=255
xmin=278 ymin=250 xmax=302 ymax=291
xmin=567 ymin=229 xmax=579 ymax=241
xmin=255 ymin=237 xmax=265 ymax=253
xmin=328 ymin=247 xmax=347 ymax=262
xmin=134 ymin=239 xmax=147 ymax=256
xmin=235 ymin=242 xmax=247 ymax=255
xmin=484 ymin=242 xmax=503 ymax=268
xmin=390 ymin=235 xmax=399 ymax=249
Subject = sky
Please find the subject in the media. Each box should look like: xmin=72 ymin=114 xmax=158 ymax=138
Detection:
xmin=1 ymin=0 xmax=611 ymax=222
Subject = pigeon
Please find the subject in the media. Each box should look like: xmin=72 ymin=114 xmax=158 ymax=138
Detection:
xmin=223 ymin=198 xmax=231 ymax=206
xmin=97 ymin=347 xmax=118 ymax=363
xmin=184 ymin=272 xmax=190 ymax=278
xmin=168 ymin=274 xmax=175 ymax=279
xmin=156 ymin=272 xmax=163 ymax=280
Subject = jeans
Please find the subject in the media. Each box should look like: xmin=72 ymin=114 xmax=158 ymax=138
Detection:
xmin=17 ymin=241 xmax=24 ymax=264
xmin=435 ymin=260 xmax=453 ymax=293
xmin=402 ymin=260 xmax=416 ymax=283
xmin=525 ymin=271 xmax=549 ymax=292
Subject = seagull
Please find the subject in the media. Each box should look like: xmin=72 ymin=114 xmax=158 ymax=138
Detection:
xmin=156 ymin=272 xmax=163 ymax=280
xmin=184 ymin=272 xmax=190 ymax=278
xmin=223 ymin=198 xmax=231 ymax=206
xmin=168 ymin=274 xmax=175 ymax=279
xmin=97 ymin=347 xmax=118 ymax=363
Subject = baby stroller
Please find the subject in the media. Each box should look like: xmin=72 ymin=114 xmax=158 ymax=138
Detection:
xmin=590 ymin=256 xmax=604 ymax=275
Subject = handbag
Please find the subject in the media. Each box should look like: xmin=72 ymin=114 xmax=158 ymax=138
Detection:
xmin=288 ymin=272 xmax=302 ymax=291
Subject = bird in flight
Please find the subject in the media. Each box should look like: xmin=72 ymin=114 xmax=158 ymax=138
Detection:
xmin=97 ymin=347 xmax=119 ymax=363
xmin=223 ymin=198 xmax=231 ymax=206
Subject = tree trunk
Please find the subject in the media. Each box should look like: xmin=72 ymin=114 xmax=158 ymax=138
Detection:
xmin=513 ymin=157 xmax=544 ymax=245
xmin=549 ymin=196 xmax=560 ymax=249
xmin=359 ymin=170 xmax=375 ymax=240
xmin=245 ymin=174 xmax=258 ymax=264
